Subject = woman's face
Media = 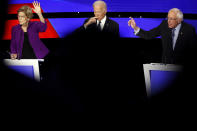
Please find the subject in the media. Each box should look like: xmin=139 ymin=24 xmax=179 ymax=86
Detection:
xmin=18 ymin=12 xmax=29 ymax=25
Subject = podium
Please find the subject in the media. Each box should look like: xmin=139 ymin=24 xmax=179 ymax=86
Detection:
xmin=3 ymin=59 xmax=44 ymax=82
xmin=143 ymin=63 xmax=183 ymax=97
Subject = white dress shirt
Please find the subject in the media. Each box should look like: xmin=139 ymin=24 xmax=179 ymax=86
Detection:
xmin=96 ymin=15 xmax=107 ymax=31
xmin=172 ymin=23 xmax=181 ymax=50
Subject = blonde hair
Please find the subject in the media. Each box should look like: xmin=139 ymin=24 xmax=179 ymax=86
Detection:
xmin=17 ymin=5 xmax=33 ymax=19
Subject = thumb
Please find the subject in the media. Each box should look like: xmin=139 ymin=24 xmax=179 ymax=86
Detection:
xmin=32 ymin=8 xmax=35 ymax=12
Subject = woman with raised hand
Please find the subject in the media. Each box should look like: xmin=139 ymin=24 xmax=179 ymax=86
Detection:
xmin=10 ymin=1 xmax=49 ymax=59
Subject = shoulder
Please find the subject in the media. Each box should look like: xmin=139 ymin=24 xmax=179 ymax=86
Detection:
xmin=12 ymin=24 xmax=20 ymax=30
xmin=182 ymin=21 xmax=195 ymax=30
xmin=154 ymin=20 xmax=168 ymax=30
xmin=29 ymin=21 xmax=47 ymax=26
xmin=106 ymin=17 xmax=119 ymax=26
xmin=160 ymin=20 xmax=168 ymax=26
xmin=29 ymin=21 xmax=41 ymax=25
xmin=84 ymin=18 xmax=90 ymax=23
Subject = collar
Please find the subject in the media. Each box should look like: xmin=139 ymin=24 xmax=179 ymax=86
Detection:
xmin=97 ymin=15 xmax=107 ymax=24
xmin=17 ymin=21 xmax=32 ymax=30
xmin=174 ymin=23 xmax=181 ymax=31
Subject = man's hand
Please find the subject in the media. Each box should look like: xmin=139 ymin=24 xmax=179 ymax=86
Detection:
xmin=84 ymin=17 xmax=98 ymax=28
xmin=10 ymin=54 xmax=17 ymax=60
xmin=128 ymin=17 xmax=139 ymax=31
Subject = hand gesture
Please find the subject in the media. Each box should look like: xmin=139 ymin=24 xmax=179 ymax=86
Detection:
xmin=10 ymin=54 xmax=17 ymax=60
xmin=32 ymin=1 xmax=42 ymax=14
xmin=84 ymin=17 xmax=98 ymax=28
xmin=128 ymin=17 xmax=139 ymax=30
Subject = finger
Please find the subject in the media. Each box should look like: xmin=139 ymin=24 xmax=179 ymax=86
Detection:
xmin=89 ymin=17 xmax=97 ymax=21
xmin=11 ymin=55 xmax=14 ymax=59
xmin=36 ymin=1 xmax=38 ymax=7
xmin=130 ymin=17 xmax=135 ymax=22
xmin=93 ymin=17 xmax=98 ymax=19
xmin=90 ymin=17 xmax=97 ymax=20
xmin=128 ymin=20 xmax=130 ymax=26
xmin=33 ymin=1 xmax=35 ymax=7
xmin=91 ymin=18 xmax=97 ymax=22
xmin=128 ymin=21 xmax=131 ymax=26
xmin=37 ymin=1 xmax=39 ymax=7
xmin=34 ymin=1 xmax=37 ymax=7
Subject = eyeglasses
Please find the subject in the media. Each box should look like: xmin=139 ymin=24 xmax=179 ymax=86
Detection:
xmin=166 ymin=17 xmax=177 ymax=21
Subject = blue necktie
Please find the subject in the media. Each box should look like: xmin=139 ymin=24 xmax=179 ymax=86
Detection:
xmin=172 ymin=28 xmax=176 ymax=49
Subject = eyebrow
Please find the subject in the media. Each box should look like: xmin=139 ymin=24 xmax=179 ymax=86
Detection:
xmin=18 ymin=14 xmax=26 ymax=16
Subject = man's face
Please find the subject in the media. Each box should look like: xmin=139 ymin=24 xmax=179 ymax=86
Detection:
xmin=167 ymin=11 xmax=180 ymax=28
xmin=94 ymin=5 xmax=106 ymax=21
xmin=18 ymin=12 xmax=29 ymax=25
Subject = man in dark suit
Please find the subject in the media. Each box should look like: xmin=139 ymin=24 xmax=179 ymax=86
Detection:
xmin=128 ymin=8 xmax=197 ymax=64
xmin=76 ymin=0 xmax=119 ymax=38
xmin=72 ymin=0 xmax=120 ymax=56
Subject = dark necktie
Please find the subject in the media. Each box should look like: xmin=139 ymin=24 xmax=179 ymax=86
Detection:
xmin=97 ymin=21 xmax=102 ymax=31
xmin=171 ymin=28 xmax=176 ymax=49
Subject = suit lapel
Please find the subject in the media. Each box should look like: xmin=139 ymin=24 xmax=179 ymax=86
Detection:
xmin=174 ymin=23 xmax=184 ymax=50
xmin=167 ymin=27 xmax=174 ymax=51
xmin=102 ymin=17 xmax=109 ymax=32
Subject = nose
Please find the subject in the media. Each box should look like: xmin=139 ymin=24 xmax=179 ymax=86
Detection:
xmin=95 ymin=13 xmax=99 ymax=16
xmin=18 ymin=17 xmax=22 ymax=20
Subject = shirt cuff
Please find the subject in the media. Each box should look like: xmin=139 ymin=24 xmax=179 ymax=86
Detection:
xmin=134 ymin=28 xmax=140 ymax=35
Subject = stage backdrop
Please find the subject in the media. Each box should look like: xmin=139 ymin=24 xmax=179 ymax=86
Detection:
xmin=3 ymin=0 xmax=197 ymax=40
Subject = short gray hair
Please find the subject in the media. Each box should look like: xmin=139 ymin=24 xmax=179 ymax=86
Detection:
xmin=93 ymin=0 xmax=107 ymax=10
xmin=169 ymin=8 xmax=183 ymax=21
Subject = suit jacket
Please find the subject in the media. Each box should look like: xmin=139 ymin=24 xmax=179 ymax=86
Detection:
xmin=137 ymin=20 xmax=197 ymax=64
xmin=77 ymin=16 xmax=119 ymax=38
xmin=10 ymin=21 xmax=49 ymax=59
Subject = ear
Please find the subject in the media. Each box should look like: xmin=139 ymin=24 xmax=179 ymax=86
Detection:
xmin=177 ymin=18 xmax=182 ymax=24
xmin=104 ymin=9 xmax=107 ymax=15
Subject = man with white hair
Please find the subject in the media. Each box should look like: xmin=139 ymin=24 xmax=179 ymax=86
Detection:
xmin=78 ymin=0 xmax=119 ymax=37
xmin=128 ymin=8 xmax=197 ymax=64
